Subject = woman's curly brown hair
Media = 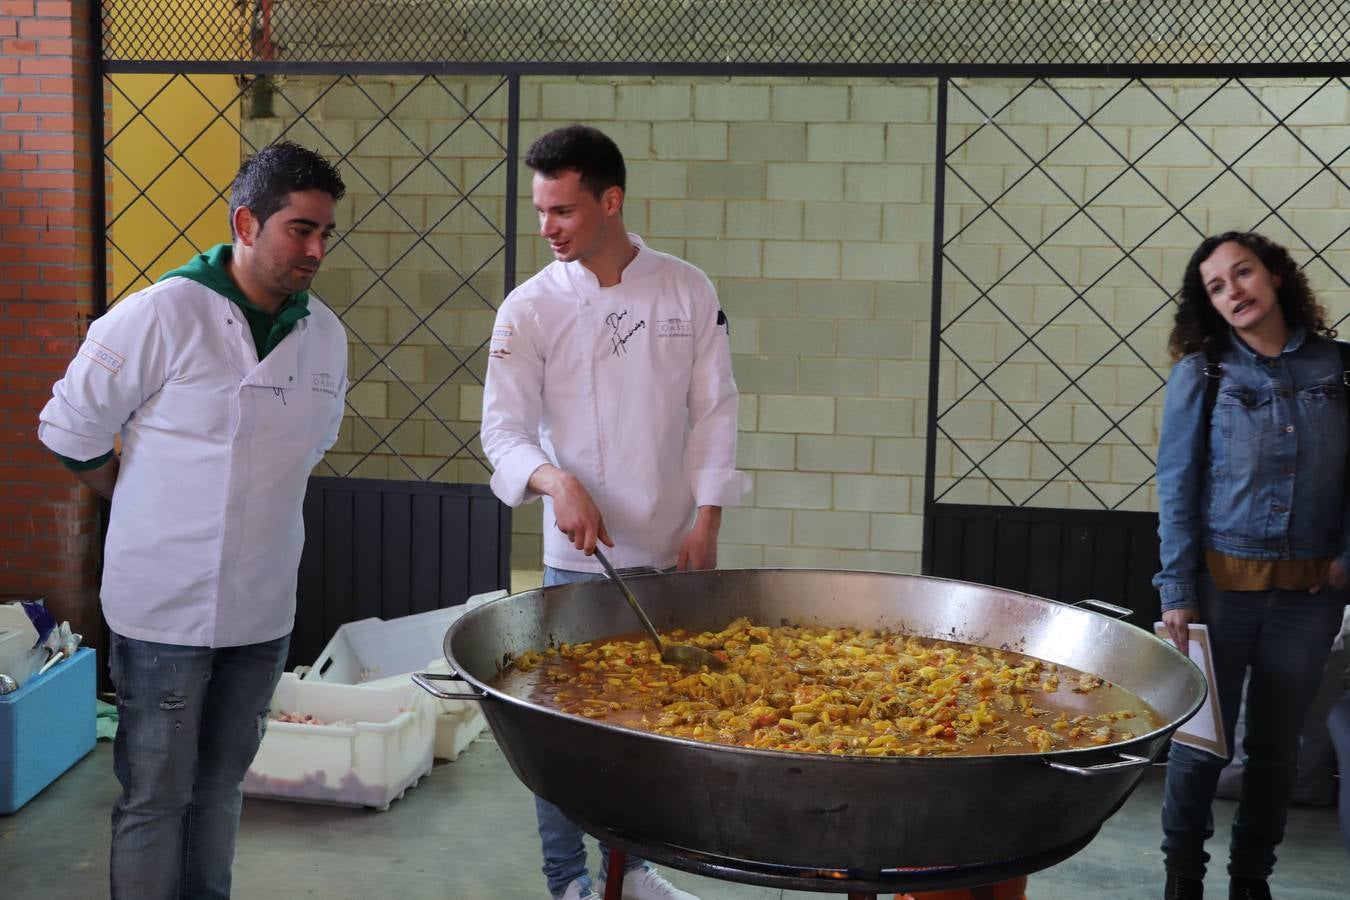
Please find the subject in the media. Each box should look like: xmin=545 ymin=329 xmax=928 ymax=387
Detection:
xmin=1167 ymin=231 xmax=1334 ymax=361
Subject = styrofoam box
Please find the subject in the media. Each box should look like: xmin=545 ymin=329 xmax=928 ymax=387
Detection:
xmin=243 ymin=673 xmax=433 ymax=810
xmin=0 ymin=613 xmax=44 ymax=688
xmin=0 ymin=627 xmax=30 ymax=683
xmin=1 ymin=647 xmax=96 ymax=815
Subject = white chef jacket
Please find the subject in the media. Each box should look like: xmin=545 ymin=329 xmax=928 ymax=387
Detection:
xmin=38 ymin=276 xmax=348 ymax=647
xmin=481 ymin=234 xmax=749 ymax=572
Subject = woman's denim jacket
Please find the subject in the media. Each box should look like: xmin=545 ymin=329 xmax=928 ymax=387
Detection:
xmin=1153 ymin=328 xmax=1350 ymax=612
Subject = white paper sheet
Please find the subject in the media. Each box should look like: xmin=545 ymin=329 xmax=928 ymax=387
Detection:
xmin=1154 ymin=621 xmax=1227 ymax=759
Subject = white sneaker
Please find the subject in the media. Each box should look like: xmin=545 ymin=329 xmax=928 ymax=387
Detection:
xmin=597 ymin=865 xmax=700 ymax=900
xmin=555 ymin=877 xmax=601 ymax=900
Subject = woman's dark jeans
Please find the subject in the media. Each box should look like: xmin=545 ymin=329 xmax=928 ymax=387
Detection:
xmin=1161 ymin=581 xmax=1344 ymax=880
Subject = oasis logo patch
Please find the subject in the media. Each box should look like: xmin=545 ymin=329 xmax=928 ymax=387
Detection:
xmin=490 ymin=324 xmax=512 ymax=360
xmin=311 ymin=372 xmax=338 ymax=397
xmin=656 ymin=318 xmax=692 ymax=338
xmin=79 ymin=339 xmax=125 ymax=375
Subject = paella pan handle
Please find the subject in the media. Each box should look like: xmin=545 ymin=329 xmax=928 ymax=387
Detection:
xmin=614 ymin=564 xmax=661 ymax=577
xmin=412 ymin=671 xmax=491 ymax=702
xmin=1072 ymin=598 xmax=1132 ymax=619
xmin=1044 ymin=752 xmax=1151 ymax=776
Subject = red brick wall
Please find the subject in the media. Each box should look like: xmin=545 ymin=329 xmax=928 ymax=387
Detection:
xmin=0 ymin=0 xmax=105 ymax=654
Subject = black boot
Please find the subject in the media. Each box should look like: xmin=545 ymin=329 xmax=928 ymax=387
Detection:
xmin=1229 ymin=877 xmax=1271 ymax=900
xmin=1166 ymin=873 xmax=1204 ymax=899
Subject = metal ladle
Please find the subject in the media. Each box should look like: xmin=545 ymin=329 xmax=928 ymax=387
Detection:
xmin=591 ymin=546 xmax=725 ymax=672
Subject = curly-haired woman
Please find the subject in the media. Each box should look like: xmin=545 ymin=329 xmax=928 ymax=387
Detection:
xmin=1154 ymin=231 xmax=1349 ymax=900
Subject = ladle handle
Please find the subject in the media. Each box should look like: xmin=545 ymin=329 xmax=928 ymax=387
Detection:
xmin=592 ymin=546 xmax=664 ymax=654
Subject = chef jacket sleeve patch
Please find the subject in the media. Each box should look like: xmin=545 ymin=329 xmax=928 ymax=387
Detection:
xmin=490 ymin=324 xmax=513 ymax=360
xmin=78 ymin=338 xmax=126 ymax=375
xmin=716 ymin=309 xmax=729 ymax=335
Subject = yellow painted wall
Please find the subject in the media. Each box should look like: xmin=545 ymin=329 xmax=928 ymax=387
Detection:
xmin=106 ymin=0 xmax=247 ymax=300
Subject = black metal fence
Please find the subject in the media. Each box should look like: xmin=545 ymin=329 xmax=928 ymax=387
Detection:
xmin=293 ymin=477 xmax=510 ymax=669
xmin=96 ymin=2 xmax=1350 ymax=608
xmin=931 ymin=75 xmax=1350 ymax=513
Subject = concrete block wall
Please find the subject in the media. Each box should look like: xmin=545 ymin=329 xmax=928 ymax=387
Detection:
xmin=243 ymin=76 xmax=513 ymax=499
xmin=241 ymin=74 xmax=1350 ymax=572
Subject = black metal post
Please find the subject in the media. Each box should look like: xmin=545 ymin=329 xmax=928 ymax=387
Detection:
xmin=921 ymin=76 xmax=949 ymax=575
xmin=503 ymin=73 xmax=520 ymax=297
xmin=89 ymin=0 xmax=107 ymax=318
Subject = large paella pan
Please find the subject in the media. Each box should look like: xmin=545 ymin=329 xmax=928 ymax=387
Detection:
xmin=419 ymin=569 xmax=1203 ymax=871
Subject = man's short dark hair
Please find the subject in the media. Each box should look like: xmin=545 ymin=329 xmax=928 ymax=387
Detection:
xmin=524 ymin=124 xmax=625 ymax=199
xmin=229 ymin=141 xmax=346 ymax=237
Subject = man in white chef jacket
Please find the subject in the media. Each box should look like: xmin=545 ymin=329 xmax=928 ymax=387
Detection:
xmin=481 ymin=124 xmax=749 ymax=900
xmin=38 ymin=141 xmax=348 ymax=900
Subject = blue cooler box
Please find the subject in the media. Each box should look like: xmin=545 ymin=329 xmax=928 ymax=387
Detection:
xmin=1 ymin=646 xmax=97 ymax=814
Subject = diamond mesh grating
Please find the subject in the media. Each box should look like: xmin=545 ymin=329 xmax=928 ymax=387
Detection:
xmin=105 ymin=73 xmax=513 ymax=482
xmin=935 ymin=76 xmax=1350 ymax=510
xmin=103 ymin=0 xmax=1350 ymax=66
xmin=102 ymin=70 xmax=1350 ymax=507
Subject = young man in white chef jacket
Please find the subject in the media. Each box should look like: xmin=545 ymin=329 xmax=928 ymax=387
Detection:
xmin=38 ymin=142 xmax=348 ymax=900
xmin=481 ymin=124 xmax=749 ymax=900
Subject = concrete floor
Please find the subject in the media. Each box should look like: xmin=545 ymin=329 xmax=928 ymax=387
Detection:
xmin=4 ymin=574 xmax=1346 ymax=897
xmin=2 ymin=732 xmax=1346 ymax=900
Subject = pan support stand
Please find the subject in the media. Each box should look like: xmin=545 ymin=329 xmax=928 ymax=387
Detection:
xmin=603 ymin=849 xmax=626 ymax=900
xmin=602 ymin=847 xmax=1063 ymax=900
xmin=600 ymin=849 xmax=899 ymax=900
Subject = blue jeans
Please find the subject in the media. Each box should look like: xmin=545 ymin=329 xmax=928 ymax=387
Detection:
xmin=1160 ymin=581 xmax=1344 ymax=880
xmin=1329 ymin=690 xmax=1350 ymax=854
xmin=109 ymin=631 xmax=290 ymax=899
xmin=536 ymin=565 xmax=647 ymax=897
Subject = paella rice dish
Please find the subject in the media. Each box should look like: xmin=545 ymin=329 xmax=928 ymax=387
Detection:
xmin=497 ymin=616 xmax=1160 ymax=757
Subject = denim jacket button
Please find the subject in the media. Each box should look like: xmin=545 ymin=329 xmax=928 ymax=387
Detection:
xmin=1285 ymin=425 xmax=1295 ymax=433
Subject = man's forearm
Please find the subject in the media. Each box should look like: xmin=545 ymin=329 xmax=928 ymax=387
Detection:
xmin=75 ymin=455 xmax=120 ymax=500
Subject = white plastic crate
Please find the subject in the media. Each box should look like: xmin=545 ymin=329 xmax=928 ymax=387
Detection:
xmin=440 ymin=706 xmax=486 ymax=760
xmin=465 ymin=588 xmax=508 ymax=610
xmin=304 ymin=605 xmax=467 ymax=685
xmin=243 ymin=673 xmax=434 ymax=810
xmin=360 ymin=659 xmax=488 ymax=761
xmin=298 ymin=596 xmax=504 ymax=759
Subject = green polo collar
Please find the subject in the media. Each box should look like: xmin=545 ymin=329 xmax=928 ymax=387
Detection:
xmin=160 ymin=244 xmax=310 ymax=360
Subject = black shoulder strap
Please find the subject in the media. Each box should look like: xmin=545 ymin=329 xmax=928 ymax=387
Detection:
xmin=1201 ymin=348 xmax=1222 ymax=445
xmin=1336 ymin=340 xmax=1350 ymax=401
xmin=1336 ymin=340 xmax=1350 ymax=495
